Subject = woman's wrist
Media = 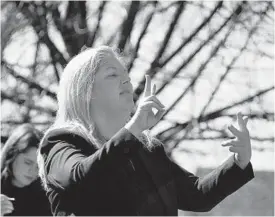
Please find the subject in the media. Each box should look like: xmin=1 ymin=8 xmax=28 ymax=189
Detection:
xmin=234 ymin=154 xmax=248 ymax=170
xmin=125 ymin=121 xmax=142 ymax=140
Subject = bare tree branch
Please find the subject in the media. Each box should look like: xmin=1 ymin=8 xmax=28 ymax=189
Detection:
xmin=158 ymin=86 xmax=274 ymax=141
xmin=1 ymin=120 xmax=53 ymax=125
xmin=128 ymin=1 xmax=158 ymax=72
xmin=155 ymin=1 xmax=179 ymax=13
xmin=1 ymin=136 xmax=8 ymax=144
xmin=86 ymin=1 xmax=107 ymax=47
xmin=133 ymin=1 xmax=224 ymax=99
xmin=218 ymin=112 xmax=274 ymax=121
xmin=160 ymin=23 xmax=235 ymax=118
xmin=163 ymin=111 xmax=274 ymax=127
xmin=134 ymin=1 xmax=186 ymax=99
xmin=177 ymin=135 xmax=274 ymax=142
xmin=2 ymin=62 xmax=57 ymax=100
xmin=155 ymin=2 xmax=247 ymax=96
xmin=51 ymin=59 xmax=60 ymax=82
xmin=1 ymin=90 xmax=56 ymax=116
xmin=151 ymin=1 xmax=186 ymax=68
xmin=14 ymin=1 xmax=68 ymax=66
xmin=2 ymin=1 xmax=273 ymax=151
xmin=118 ymin=1 xmax=140 ymax=51
xmin=160 ymin=1 xmax=224 ymax=68
xmin=198 ymin=4 xmax=270 ymax=119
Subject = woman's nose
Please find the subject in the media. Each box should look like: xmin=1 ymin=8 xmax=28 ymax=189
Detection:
xmin=122 ymin=76 xmax=131 ymax=84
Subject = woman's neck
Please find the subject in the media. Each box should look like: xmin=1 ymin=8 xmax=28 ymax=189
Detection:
xmin=95 ymin=109 xmax=131 ymax=141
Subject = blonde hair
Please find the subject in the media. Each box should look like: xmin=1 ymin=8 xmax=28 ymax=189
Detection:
xmin=38 ymin=46 xmax=122 ymax=190
xmin=37 ymin=46 xmax=155 ymax=191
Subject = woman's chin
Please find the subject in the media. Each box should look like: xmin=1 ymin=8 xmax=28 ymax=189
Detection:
xmin=15 ymin=179 xmax=31 ymax=188
xmin=121 ymin=95 xmax=134 ymax=104
xmin=22 ymin=176 xmax=36 ymax=186
xmin=120 ymin=100 xmax=135 ymax=112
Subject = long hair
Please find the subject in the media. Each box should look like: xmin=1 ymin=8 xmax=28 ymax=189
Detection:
xmin=1 ymin=124 xmax=43 ymax=181
xmin=37 ymin=46 xmax=156 ymax=191
xmin=38 ymin=46 xmax=120 ymax=190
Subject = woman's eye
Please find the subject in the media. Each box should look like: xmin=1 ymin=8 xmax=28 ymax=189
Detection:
xmin=108 ymin=74 xmax=117 ymax=78
xmin=24 ymin=160 xmax=31 ymax=165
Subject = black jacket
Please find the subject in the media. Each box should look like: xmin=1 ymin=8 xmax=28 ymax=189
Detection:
xmin=40 ymin=128 xmax=254 ymax=216
xmin=1 ymin=177 xmax=52 ymax=216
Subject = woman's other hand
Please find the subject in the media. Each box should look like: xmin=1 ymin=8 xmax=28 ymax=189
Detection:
xmin=0 ymin=194 xmax=14 ymax=216
xmin=222 ymin=112 xmax=252 ymax=169
xmin=125 ymin=75 xmax=166 ymax=138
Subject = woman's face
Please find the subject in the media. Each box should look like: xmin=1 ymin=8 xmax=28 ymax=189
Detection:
xmin=11 ymin=147 xmax=38 ymax=188
xmin=93 ymin=54 xmax=135 ymax=113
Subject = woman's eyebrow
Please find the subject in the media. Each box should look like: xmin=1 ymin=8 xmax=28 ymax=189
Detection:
xmin=24 ymin=157 xmax=35 ymax=164
xmin=106 ymin=66 xmax=117 ymax=71
xmin=105 ymin=66 xmax=118 ymax=74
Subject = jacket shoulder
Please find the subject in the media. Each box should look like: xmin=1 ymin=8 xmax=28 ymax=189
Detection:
xmin=40 ymin=131 xmax=96 ymax=156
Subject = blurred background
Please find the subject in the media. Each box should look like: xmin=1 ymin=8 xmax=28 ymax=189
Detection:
xmin=1 ymin=1 xmax=274 ymax=216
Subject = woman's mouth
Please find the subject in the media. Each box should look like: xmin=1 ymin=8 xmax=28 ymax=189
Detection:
xmin=24 ymin=175 xmax=34 ymax=181
xmin=120 ymin=90 xmax=131 ymax=95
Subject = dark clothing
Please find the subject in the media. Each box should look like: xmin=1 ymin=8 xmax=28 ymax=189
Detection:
xmin=40 ymin=128 xmax=254 ymax=216
xmin=1 ymin=177 xmax=52 ymax=216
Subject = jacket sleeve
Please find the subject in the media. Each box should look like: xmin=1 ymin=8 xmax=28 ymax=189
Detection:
xmin=169 ymin=154 xmax=254 ymax=212
xmin=44 ymin=128 xmax=143 ymax=190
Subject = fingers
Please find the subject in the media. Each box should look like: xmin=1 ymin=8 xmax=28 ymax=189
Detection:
xmin=0 ymin=195 xmax=14 ymax=215
xmin=237 ymin=112 xmax=249 ymax=132
xmin=146 ymin=95 xmax=165 ymax=108
xmin=144 ymin=75 xmax=151 ymax=97
xmin=144 ymin=75 xmax=158 ymax=96
xmin=222 ymin=140 xmax=244 ymax=153
xmin=2 ymin=207 xmax=14 ymax=215
xmin=152 ymin=84 xmax=156 ymax=95
xmin=221 ymin=139 xmax=245 ymax=147
xmin=142 ymin=101 xmax=165 ymax=112
xmin=237 ymin=112 xmax=245 ymax=131
xmin=221 ymin=140 xmax=238 ymax=147
xmin=2 ymin=199 xmax=14 ymax=206
xmin=155 ymin=108 xmax=166 ymax=120
xmin=6 ymin=197 xmax=15 ymax=201
xmin=2 ymin=204 xmax=14 ymax=211
xmin=1 ymin=195 xmax=15 ymax=201
xmin=1 ymin=202 xmax=14 ymax=214
xmin=2 ymin=199 xmax=13 ymax=205
xmin=142 ymin=101 xmax=165 ymax=123
xmin=237 ymin=112 xmax=249 ymax=131
xmin=229 ymin=146 xmax=242 ymax=153
xmin=228 ymin=125 xmax=243 ymax=138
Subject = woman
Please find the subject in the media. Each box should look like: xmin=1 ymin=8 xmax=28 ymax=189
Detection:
xmin=1 ymin=124 xmax=52 ymax=216
xmin=38 ymin=46 xmax=254 ymax=216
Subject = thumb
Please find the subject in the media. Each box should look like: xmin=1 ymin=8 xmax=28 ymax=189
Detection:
xmin=152 ymin=83 xmax=156 ymax=95
xmin=243 ymin=116 xmax=249 ymax=126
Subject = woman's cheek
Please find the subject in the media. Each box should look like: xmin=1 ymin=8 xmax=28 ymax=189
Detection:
xmin=12 ymin=160 xmax=22 ymax=181
xmin=106 ymin=80 xmax=120 ymax=97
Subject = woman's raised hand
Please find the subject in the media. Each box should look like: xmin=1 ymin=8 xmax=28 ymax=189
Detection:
xmin=1 ymin=194 xmax=14 ymax=216
xmin=125 ymin=75 xmax=166 ymax=138
xmin=221 ymin=112 xmax=252 ymax=169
